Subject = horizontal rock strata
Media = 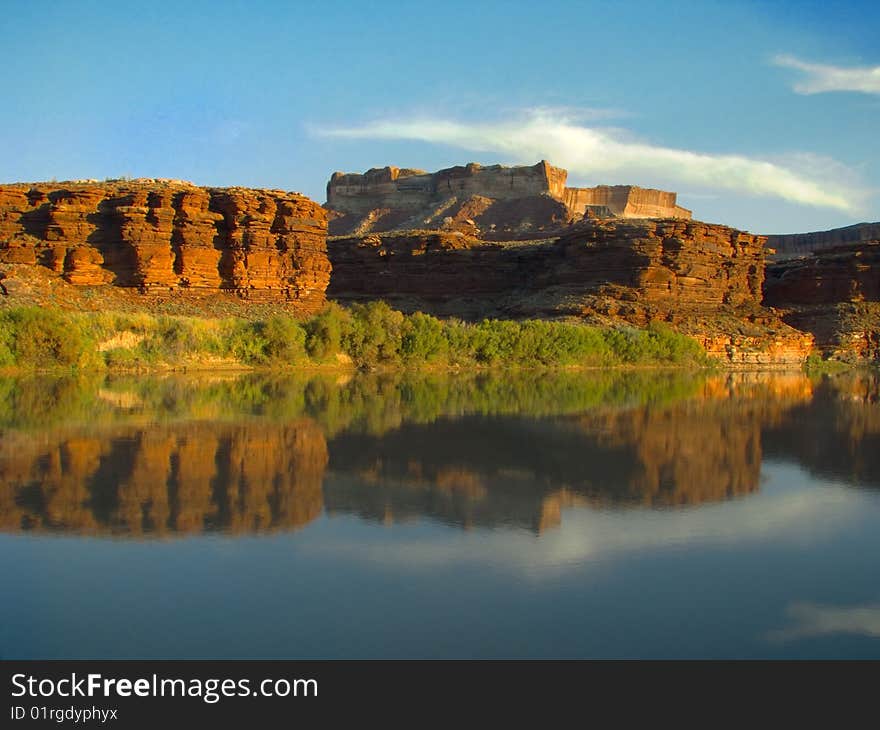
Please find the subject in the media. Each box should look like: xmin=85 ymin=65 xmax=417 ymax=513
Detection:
xmin=764 ymin=243 xmax=880 ymax=359
xmin=328 ymin=218 xmax=812 ymax=364
xmin=326 ymin=160 xmax=691 ymax=238
xmin=0 ymin=179 xmax=330 ymax=313
xmin=765 ymin=243 xmax=880 ymax=305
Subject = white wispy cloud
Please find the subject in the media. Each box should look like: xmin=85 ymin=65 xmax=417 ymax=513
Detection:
xmin=774 ymin=54 xmax=880 ymax=95
xmin=313 ymin=110 xmax=861 ymax=212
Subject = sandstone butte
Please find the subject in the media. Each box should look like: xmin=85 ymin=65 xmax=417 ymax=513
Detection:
xmin=325 ymin=159 xmax=692 ymax=239
xmin=0 ymin=179 xmax=330 ymax=315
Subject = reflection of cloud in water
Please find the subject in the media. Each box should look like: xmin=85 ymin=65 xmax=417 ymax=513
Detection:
xmin=313 ymin=466 xmax=863 ymax=577
xmin=768 ymin=602 xmax=880 ymax=642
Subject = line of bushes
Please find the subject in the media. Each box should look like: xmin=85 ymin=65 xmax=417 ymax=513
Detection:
xmin=0 ymin=301 xmax=711 ymax=371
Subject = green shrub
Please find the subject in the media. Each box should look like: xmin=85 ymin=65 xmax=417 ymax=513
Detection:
xmin=0 ymin=307 xmax=89 ymax=368
xmin=263 ymin=316 xmax=307 ymax=364
xmin=803 ymin=352 xmax=851 ymax=375
xmin=401 ymin=312 xmax=448 ymax=363
xmin=225 ymin=320 xmax=270 ymax=365
xmin=342 ymin=301 xmax=405 ymax=366
xmin=305 ymin=303 xmax=351 ymax=360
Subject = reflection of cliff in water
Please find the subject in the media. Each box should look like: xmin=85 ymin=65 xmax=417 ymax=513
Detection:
xmin=0 ymin=421 xmax=327 ymax=536
xmin=763 ymin=373 xmax=880 ymax=489
xmin=4 ymin=369 xmax=875 ymax=537
xmin=324 ymin=376 xmax=809 ymax=532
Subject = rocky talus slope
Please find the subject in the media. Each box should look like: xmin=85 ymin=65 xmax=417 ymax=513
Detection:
xmin=0 ymin=179 xmax=330 ymax=314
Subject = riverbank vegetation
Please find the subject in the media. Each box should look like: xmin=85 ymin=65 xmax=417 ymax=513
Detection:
xmin=0 ymin=301 xmax=710 ymax=372
xmin=803 ymin=352 xmax=855 ymax=376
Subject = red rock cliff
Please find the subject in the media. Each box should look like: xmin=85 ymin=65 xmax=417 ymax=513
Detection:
xmin=0 ymin=179 xmax=330 ymax=313
xmin=764 ymin=243 xmax=880 ymax=360
xmin=327 ymin=218 xmax=813 ymax=364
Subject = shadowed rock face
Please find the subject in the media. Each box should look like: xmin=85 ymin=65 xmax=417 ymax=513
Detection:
xmin=765 ymin=243 xmax=880 ymax=306
xmin=325 ymin=160 xmax=691 ymax=238
xmin=329 ymin=219 xmax=765 ymax=308
xmin=0 ymin=180 xmax=330 ymax=312
xmin=327 ymin=218 xmax=813 ymax=364
xmin=764 ymin=244 xmax=880 ymax=359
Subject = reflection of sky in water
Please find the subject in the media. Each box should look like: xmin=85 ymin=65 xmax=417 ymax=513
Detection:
xmin=769 ymin=602 xmax=880 ymax=642
xmin=1 ymin=371 xmax=880 ymax=658
xmin=313 ymin=463 xmax=860 ymax=576
xmin=2 ymin=461 xmax=879 ymax=659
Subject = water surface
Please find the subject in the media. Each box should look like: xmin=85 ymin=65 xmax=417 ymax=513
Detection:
xmin=2 ymin=369 xmax=879 ymax=658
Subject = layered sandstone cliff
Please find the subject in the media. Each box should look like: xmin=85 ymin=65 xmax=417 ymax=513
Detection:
xmin=326 ymin=160 xmax=691 ymax=238
xmin=765 ymin=243 xmax=880 ymax=305
xmin=764 ymin=242 xmax=880 ymax=359
xmin=328 ymin=219 xmax=812 ymax=364
xmin=0 ymin=179 xmax=330 ymax=313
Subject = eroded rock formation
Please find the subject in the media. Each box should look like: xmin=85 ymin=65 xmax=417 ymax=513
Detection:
xmin=0 ymin=179 xmax=330 ymax=312
xmin=328 ymin=219 xmax=813 ymax=364
xmin=764 ymin=242 xmax=880 ymax=359
xmin=326 ymin=160 xmax=691 ymax=238
xmin=765 ymin=243 xmax=880 ymax=306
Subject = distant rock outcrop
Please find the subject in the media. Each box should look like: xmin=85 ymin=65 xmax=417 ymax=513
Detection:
xmin=766 ymin=222 xmax=880 ymax=258
xmin=0 ymin=179 xmax=330 ymax=313
xmin=765 ymin=243 xmax=880 ymax=306
xmin=325 ymin=160 xmax=691 ymax=238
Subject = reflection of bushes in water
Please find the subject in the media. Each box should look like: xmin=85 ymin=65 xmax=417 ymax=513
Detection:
xmin=0 ymin=302 xmax=709 ymax=371
xmin=0 ymin=374 xmax=106 ymax=429
xmin=0 ymin=369 xmax=706 ymax=435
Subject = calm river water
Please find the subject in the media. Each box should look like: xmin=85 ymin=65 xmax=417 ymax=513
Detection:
xmin=1 ymin=369 xmax=879 ymax=658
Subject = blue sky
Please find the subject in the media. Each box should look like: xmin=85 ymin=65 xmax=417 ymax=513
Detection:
xmin=1 ymin=0 xmax=877 ymax=233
